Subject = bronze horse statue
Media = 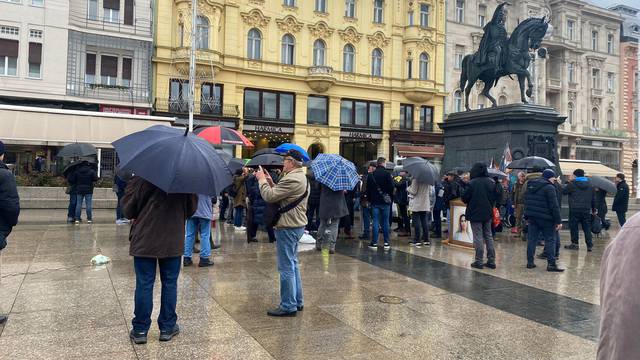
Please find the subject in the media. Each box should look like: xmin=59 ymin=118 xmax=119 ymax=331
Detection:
xmin=459 ymin=17 xmax=550 ymax=111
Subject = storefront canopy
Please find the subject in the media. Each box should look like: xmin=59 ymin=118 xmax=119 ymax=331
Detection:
xmin=559 ymin=159 xmax=619 ymax=177
xmin=396 ymin=145 xmax=444 ymax=159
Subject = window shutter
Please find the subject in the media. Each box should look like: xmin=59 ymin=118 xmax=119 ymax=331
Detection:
xmin=122 ymin=58 xmax=132 ymax=80
xmin=0 ymin=39 xmax=19 ymax=58
xmin=86 ymin=53 xmax=96 ymax=75
xmin=28 ymin=43 xmax=42 ymax=64
xmin=103 ymin=0 xmax=120 ymax=10
xmin=101 ymin=55 xmax=118 ymax=77
xmin=124 ymin=0 xmax=134 ymax=25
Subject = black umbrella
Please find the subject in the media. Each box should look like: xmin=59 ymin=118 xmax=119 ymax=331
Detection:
xmin=246 ymin=153 xmax=284 ymax=168
xmin=216 ymin=150 xmax=245 ymax=173
xmin=402 ymin=157 xmax=438 ymax=185
xmin=507 ymin=156 xmax=555 ymax=170
xmin=57 ymin=143 xmax=97 ymax=158
xmin=589 ymin=176 xmax=616 ymax=193
xmin=253 ymin=148 xmax=278 ymax=157
xmin=63 ymin=160 xmax=97 ymax=176
xmin=488 ymin=168 xmax=508 ymax=179
xmin=112 ymin=125 xmax=233 ymax=196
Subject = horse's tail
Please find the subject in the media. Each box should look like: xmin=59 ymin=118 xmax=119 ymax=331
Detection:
xmin=459 ymin=55 xmax=471 ymax=91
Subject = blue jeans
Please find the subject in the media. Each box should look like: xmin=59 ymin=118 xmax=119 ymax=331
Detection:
xmin=527 ymin=219 xmax=556 ymax=265
xmin=184 ymin=217 xmax=212 ymax=259
xmin=275 ymin=227 xmax=304 ymax=312
xmin=371 ymin=204 xmax=390 ymax=245
xmin=361 ymin=206 xmax=372 ymax=237
xmin=75 ymin=194 xmax=93 ymax=221
xmin=233 ymin=206 xmax=244 ymax=227
xmin=132 ymin=256 xmax=181 ymax=333
xmin=67 ymin=193 xmax=77 ymax=220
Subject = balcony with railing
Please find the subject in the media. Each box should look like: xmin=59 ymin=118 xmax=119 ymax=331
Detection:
xmin=67 ymin=79 xmax=150 ymax=104
xmin=306 ymin=66 xmax=336 ymax=93
xmin=154 ymin=97 xmax=239 ymax=118
xmin=582 ymin=127 xmax=630 ymax=139
xmin=69 ymin=8 xmax=152 ymax=37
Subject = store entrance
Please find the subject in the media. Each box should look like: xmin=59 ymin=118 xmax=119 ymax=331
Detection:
xmin=241 ymin=134 xmax=293 ymax=159
xmin=340 ymin=141 xmax=378 ymax=171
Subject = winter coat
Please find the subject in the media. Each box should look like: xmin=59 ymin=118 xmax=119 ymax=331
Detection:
xmin=318 ymin=184 xmax=349 ymax=220
xmin=523 ymin=177 xmax=561 ymax=224
xmin=408 ymin=180 xmax=433 ymax=213
xmin=307 ymin=176 xmax=321 ymax=207
xmin=122 ymin=177 xmax=197 ymax=258
xmin=69 ymin=163 xmax=98 ymax=195
xmin=595 ymin=190 xmax=608 ymax=217
xmin=612 ymin=180 xmax=629 ymax=213
xmin=461 ymin=163 xmax=500 ymax=222
xmin=359 ymin=174 xmax=371 ymax=207
xmin=232 ymin=174 xmax=247 ymax=208
xmin=259 ymin=167 xmax=309 ymax=229
xmin=444 ymin=177 xmax=465 ymax=207
xmin=512 ymin=181 xmax=526 ymax=205
xmin=366 ymin=166 xmax=394 ymax=206
xmin=554 ymin=181 xmax=563 ymax=208
xmin=598 ymin=213 xmax=640 ymax=360
xmin=246 ymin=174 xmax=267 ymax=226
xmin=0 ymin=161 xmax=20 ymax=233
xmin=393 ymin=175 xmax=409 ymax=205
xmin=562 ymin=177 xmax=595 ymax=212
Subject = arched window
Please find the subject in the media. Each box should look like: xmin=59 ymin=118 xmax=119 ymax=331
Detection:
xmin=343 ymin=44 xmax=355 ymax=73
xmin=454 ymin=91 xmax=462 ymax=112
xmin=498 ymin=95 xmax=507 ymax=106
xmin=281 ymin=34 xmax=295 ymax=65
xmin=247 ymin=28 xmax=262 ymax=60
xmin=607 ymin=109 xmax=614 ymax=129
xmin=591 ymin=107 xmax=599 ymax=128
xmin=313 ymin=39 xmax=326 ymax=66
xmin=419 ymin=52 xmax=429 ymax=80
xmin=371 ymin=48 xmax=383 ymax=77
xmin=196 ymin=16 xmax=209 ymax=50
xmin=568 ymin=103 xmax=574 ymax=125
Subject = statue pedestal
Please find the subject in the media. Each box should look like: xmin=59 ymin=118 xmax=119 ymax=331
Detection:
xmin=439 ymin=104 xmax=565 ymax=173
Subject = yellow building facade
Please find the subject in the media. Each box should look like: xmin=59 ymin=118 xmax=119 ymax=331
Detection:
xmin=153 ymin=0 xmax=447 ymax=167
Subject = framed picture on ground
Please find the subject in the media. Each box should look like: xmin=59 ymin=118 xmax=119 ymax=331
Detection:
xmin=447 ymin=199 xmax=474 ymax=248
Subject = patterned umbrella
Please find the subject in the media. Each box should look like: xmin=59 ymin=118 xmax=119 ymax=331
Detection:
xmin=310 ymin=154 xmax=359 ymax=191
xmin=195 ymin=126 xmax=254 ymax=147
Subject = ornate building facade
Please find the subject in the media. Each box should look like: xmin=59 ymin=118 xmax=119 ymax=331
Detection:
xmin=445 ymin=0 xmax=626 ymax=173
xmin=153 ymin=0 xmax=447 ymax=166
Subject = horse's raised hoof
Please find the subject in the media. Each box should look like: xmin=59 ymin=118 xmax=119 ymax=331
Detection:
xmin=526 ymin=89 xmax=532 ymax=97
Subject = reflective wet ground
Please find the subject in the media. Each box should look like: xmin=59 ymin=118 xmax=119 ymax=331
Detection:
xmin=0 ymin=209 xmax=611 ymax=359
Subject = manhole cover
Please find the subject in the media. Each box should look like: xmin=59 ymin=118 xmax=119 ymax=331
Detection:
xmin=377 ymin=295 xmax=405 ymax=304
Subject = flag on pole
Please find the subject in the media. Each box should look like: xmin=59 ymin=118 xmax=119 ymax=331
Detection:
xmin=500 ymin=143 xmax=512 ymax=172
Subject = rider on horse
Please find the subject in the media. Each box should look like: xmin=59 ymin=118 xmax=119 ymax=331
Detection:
xmin=474 ymin=3 xmax=508 ymax=74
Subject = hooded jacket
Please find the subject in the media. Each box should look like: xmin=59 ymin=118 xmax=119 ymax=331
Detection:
xmin=69 ymin=162 xmax=98 ymax=195
xmin=461 ymin=163 xmax=500 ymax=222
xmin=523 ymin=177 xmax=561 ymax=224
xmin=612 ymin=180 xmax=629 ymax=213
xmin=562 ymin=177 xmax=595 ymax=211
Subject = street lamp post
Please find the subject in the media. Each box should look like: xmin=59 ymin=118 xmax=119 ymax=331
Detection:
xmin=188 ymin=0 xmax=197 ymax=133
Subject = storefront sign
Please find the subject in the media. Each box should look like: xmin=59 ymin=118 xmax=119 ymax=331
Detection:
xmin=340 ymin=130 xmax=383 ymax=140
xmin=244 ymin=124 xmax=294 ymax=134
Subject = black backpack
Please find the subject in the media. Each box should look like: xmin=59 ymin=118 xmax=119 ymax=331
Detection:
xmin=591 ymin=215 xmax=603 ymax=235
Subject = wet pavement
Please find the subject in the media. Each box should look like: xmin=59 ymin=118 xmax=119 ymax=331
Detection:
xmin=0 ymin=209 xmax=612 ymax=359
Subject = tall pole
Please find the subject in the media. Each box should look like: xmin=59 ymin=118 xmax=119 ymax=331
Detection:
xmin=188 ymin=0 xmax=197 ymax=132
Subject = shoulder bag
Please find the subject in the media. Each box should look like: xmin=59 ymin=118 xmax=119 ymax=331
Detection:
xmin=371 ymin=175 xmax=392 ymax=205
xmin=264 ymin=180 xmax=309 ymax=228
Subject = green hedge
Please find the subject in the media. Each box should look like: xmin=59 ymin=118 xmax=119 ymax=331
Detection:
xmin=15 ymin=172 xmax=113 ymax=188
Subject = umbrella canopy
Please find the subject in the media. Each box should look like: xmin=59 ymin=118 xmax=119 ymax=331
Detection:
xmin=310 ymin=154 xmax=359 ymax=191
xmin=253 ymin=148 xmax=278 ymax=157
xmin=216 ymin=150 xmax=245 ymax=173
xmin=590 ymin=176 xmax=616 ymax=193
xmin=402 ymin=157 xmax=439 ymax=185
xmin=274 ymin=143 xmax=311 ymax=162
xmin=507 ymin=156 xmax=555 ymax=170
xmin=57 ymin=143 xmax=97 ymax=158
xmin=112 ymin=125 xmax=233 ymax=197
xmin=63 ymin=160 xmax=97 ymax=176
xmin=246 ymin=153 xmax=284 ymax=168
xmin=195 ymin=126 xmax=254 ymax=147
xmin=488 ymin=168 xmax=508 ymax=179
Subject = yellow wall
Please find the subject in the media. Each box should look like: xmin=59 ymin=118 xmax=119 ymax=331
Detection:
xmin=154 ymin=0 xmax=447 ymax=160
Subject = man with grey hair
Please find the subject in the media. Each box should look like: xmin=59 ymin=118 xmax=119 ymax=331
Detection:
xmin=0 ymin=140 xmax=20 ymax=324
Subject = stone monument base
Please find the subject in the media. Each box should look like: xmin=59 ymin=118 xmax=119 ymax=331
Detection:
xmin=439 ymin=104 xmax=566 ymax=173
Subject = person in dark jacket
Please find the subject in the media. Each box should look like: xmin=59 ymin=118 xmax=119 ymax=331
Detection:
xmin=316 ymin=184 xmax=349 ymax=253
xmin=306 ymin=172 xmax=321 ymax=232
xmin=65 ymin=167 xmax=78 ymax=223
xmin=114 ymin=169 xmax=131 ymax=225
xmin=523 ymin=169 xmax=564 ymax=272
xmin=443 ymin=171 xmax=464 ymax=208
xmin=393 ymin=171 xmax=411 ymax=236
xmin=69 ymin=161 xmax=98 ymax=224
xmin=122 ymin=177 xmax=197 ymax=344
xmin=0 ymin=140 xmax=20 ymax=325
xmin=563 ymin=169 xmax=595 ymax=251
xmin=366 ymin=157 xmax=394 ymax=249
xmin=595 ymin=188 xmax=608 ymax=230
xmin=246 ymin=171 xmax=277 ymax=243
xmin=432 ymin=182 xmax=445 ymax=238
xmin=612 ymin=173 xmax=629 ymax=227
xmin=339 ymin=186 xmax=356 ymax=239
xmin=461 ymin=163 xmax=501 ymax=269
xmin=359 ymin=162 xmax=376 ymax=240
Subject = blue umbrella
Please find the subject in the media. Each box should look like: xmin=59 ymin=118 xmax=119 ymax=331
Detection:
xmin=112 ymin=125 xmax=233 ymax=196
xmin=310 ymin=154 xmax=359 ymax=191
xmin=274 ymin=143 xmax=311 ymax=162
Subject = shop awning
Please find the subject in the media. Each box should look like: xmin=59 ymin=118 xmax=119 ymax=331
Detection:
xmin=396 ymin=145 xmax=444 ymax=159
xmin=559 ymin=159 xmax=619 ymax=177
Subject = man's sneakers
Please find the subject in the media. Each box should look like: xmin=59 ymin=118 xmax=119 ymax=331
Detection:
xmin=383 ymin=243 xmax=391 ymax=250
xmin=470 ymin=262 xmax=484 ymax=269
xmin=564 ymin=244 xmax=579 ymax=250
xmin=129 ymin=330 xmax=148 ymax=345
xmin=159 ymin=325 xmax=180 ymax=342
xmin=587 ymin=247 xmax=593 ymax=252
xmin=484 ymin=262 xmax=496 ymax=269
xmin=267 ymin=308 xmax=297 ymax=317
xmin=198 ymin=258 xmax=214 ymax=267
xmin=183 ymin=257 xmax=193 ymax=267
xmin=368 ymin=243 xmax=378 ymax=250
xmin=526 ymin=263 xmax=537 ymax=269
xmin=547 ymin=264 xmax=565 ymax=272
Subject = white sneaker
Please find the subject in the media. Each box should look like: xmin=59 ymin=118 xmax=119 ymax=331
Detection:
xmin=116 ymin=219 xmax=125 ymax=225
xmin=87 ymin=220 xmax=93 ymax=224
xmin=74 ymin=220 xmax=80 ymax=225
xmin=235 ymin=226 xmax=246 ymax=231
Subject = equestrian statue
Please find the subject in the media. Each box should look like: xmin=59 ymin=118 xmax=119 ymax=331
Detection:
xmin=459 ymin=3 xmax=550 ymax=111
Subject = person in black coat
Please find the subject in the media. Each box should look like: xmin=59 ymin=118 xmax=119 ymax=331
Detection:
xmin=461 ymin=163 xmax=501 ymax=269
xmin=432 ymin=182 xmax=445 ymax=238
xmin=0 ymin=141 xmax=20 ymax=324
xmin=339 ymin=186 xmax=356 ymax=239
xmin=612 ymin=173 xmax=630 ymax=227
xmin=306 ymin=172 xmax=321 ymax=231
xmin=523 ymin=169 xmax=564 ymax=272
xmin=393 ymin=171 xmax=411 ymax=236
xmin=366 ymin=157 xmax=394 ymax=249
xmin=595 ymin=188 xmax=608 ymax=229
xmin=562 ymin=169 xmax=595 ymax=251
xmin=69 ymin=161 xmax=98 ymax=224
xmin=246 ymin=171 xmax=277 ymax=243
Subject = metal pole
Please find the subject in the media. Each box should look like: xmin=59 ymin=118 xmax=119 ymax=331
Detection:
xmin=188 ymin=0 xmax=197 ymax=132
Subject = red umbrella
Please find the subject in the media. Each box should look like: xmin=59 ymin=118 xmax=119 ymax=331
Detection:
xmin=195 ymin=126 xmax=254 ymax=147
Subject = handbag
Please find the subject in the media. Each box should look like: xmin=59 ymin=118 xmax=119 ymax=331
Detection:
xmin=264 ymin=182 xmax=309 ymax=228
xmin=370 ymin=175 xmax=392 ymax=205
